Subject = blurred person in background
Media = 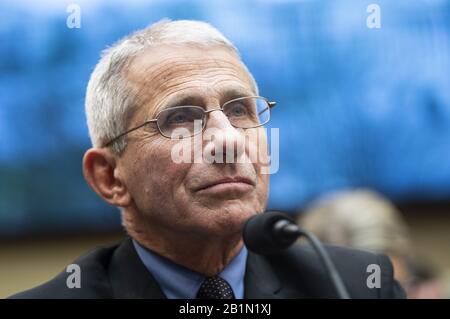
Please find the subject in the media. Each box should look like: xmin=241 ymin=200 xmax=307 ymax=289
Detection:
xmin=298 ymin=189 xmax=446 ymax=298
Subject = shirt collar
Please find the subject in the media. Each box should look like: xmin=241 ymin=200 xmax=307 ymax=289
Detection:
xmin=132 ymin=239 xmax=248 ymax=299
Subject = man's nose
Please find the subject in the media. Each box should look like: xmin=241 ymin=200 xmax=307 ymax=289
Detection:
xmin=203 ymin=111 xmax=246 ymax=163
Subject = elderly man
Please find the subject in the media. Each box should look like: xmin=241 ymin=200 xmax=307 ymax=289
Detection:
xmin=12 ymin=20 xmax=404 ymax=299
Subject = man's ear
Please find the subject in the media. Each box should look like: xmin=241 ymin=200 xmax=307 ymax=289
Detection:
xmin=82 ymin=148 xmax=131 ymax=207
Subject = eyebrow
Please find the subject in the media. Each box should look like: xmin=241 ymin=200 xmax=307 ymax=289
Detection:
xmin=163 ymin=93 xmax=203 ymax=110
xmin=158 ymin=87 xmax=255 ymax=112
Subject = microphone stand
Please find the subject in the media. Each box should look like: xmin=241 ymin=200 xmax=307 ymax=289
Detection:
xmin=273 ymin=220 xmax=351 ymax=299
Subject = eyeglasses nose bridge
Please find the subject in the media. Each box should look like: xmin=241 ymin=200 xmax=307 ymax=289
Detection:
xmin=203 ymin=107 xmax=224 ymax=115
xmin=202 ymin=107 xmax=238 ymax=130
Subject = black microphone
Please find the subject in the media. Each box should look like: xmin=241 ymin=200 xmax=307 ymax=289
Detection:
xmin=243 ymin=211 xmax=351 ymax=299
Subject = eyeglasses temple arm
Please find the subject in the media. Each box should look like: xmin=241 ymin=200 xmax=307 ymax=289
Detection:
xmin=104 ymin=119 xmax=157 ymax=147
xmin=257 ymin=101 xmax=277 ymax=116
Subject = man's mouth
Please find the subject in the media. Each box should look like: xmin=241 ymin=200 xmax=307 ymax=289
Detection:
xmin=194 ymin=176 xmax=255 ymax=193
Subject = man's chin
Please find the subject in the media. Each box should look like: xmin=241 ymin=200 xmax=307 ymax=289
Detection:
xmin=212 ymin=207 xmax=257 ymax=231
xmin=186 ymin=200 xmax=264 ymax=233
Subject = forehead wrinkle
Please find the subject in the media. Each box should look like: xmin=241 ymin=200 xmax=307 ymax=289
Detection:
xmin=150 ymin=84 xmax=207 ymax=116
xmin=133 ymin=53 xmax=248 ymax=87
xmin=132 ymin=55 xmax=240 ymax=84
xmin=128 ymin=59 xmax=246 ymax=106
xmin=148 ymin=61 xmax=248 ymax=94
xmin=126 ymin=50 xmax=255 ymax=123
xmin=150 ymin=58 xmax=254 ymax=97
xmin=133 ymin=70 xmax=252 ymax=117
xmin=150 ymin=74 xmax=253 ymax=111
xmin=157 ymin=80 xmax=252 ymax=110
xmin=132 ymin=78 xmax=207 ymax=119
xmin=157 ymin=69 xmax=249 ymax=94
xmin=135 ymin=78 xmax=253 ymax=123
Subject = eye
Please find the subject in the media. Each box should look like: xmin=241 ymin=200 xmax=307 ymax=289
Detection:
xmin=226 ymin=103 xmax=248 ymax=118
xmin=168 ymin=112 xmax=188 ymax=124
xmin=160 ymin=107 xmax=205 ymax=128
xmin=165 ymin=108 xmax=199 ymax=124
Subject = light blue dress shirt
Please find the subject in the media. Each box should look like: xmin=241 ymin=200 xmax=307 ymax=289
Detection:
xmin=133 ymin=239 xmax=248 ymax=299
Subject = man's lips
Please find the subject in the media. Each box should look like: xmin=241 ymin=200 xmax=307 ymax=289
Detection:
xmin=194 ymin=176 xmax=255 ymax=192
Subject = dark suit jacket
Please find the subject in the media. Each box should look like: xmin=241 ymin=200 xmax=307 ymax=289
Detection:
xmin=10 ymin=237 xmax=405 ymax=299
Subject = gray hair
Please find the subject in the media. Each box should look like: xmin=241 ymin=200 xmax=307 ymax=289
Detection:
xmin=85 ymin=19 xmax=258 ymax=154
xmin=298 ymin=189 xmax=412 ymax=257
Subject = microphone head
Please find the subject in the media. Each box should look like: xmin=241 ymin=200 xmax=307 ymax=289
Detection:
xmin=243 ymin=211 xmax=298 ymax=255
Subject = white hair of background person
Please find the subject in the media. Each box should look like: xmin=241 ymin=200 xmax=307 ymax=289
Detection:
xmin=298 ymin=189 xmax=412 ymax=257
xmin=85 ymin=19 xmax=259 ymax=154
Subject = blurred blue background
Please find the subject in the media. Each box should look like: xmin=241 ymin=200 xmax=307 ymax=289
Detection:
xmin=1 ymin=0 xmax=450 ymax=235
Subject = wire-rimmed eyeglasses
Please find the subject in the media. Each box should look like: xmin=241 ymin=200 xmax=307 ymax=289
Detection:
xmin=105 ymin=96 xmax=276 ymax=147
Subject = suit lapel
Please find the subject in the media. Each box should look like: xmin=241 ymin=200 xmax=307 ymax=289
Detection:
xmin=107 ymin=238 xmax=305 ymax=299
xmin=108 ymin=237 xmax=167 ymax=299
xmin=244 ymin=251 xmax=282 ymax=298
xmin=244 ymin=251 xmax=309 ymax=299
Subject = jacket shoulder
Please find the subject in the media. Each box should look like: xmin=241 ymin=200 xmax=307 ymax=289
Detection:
xmin=9 ymin=244 xmax=118 ymax=299
xmin=267 ymin=244 xmax=406 ymax=299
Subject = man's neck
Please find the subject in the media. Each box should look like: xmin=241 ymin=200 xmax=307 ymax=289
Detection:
xmin=123 ymin=211 xmax=244 ymax=276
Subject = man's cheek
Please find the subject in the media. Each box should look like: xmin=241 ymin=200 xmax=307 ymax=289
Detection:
xmin=256 ymin=176 xmax=269 ymax=204
xmin=247 ymin=140 xmax=268 ymax=169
